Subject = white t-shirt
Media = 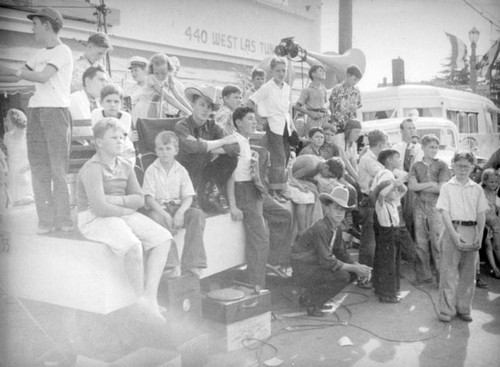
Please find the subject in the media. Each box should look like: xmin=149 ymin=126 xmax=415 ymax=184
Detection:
xmin=233 ymin=133 xmax=252 ymax=182
xmin=27 ymin=43 xmax=73 ymax=108
xmin=250 ymin=79 xmax=292 ymax=136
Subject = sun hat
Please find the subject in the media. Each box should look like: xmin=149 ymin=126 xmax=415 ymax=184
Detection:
xmin=128 ymin=56 xmax=148 ymax=69
xmin=318 ymin=186 xmax=356 ymax=209
xmin=27 ymin=7 xmax=63 ymax=28
xmin=184 ymin=85 xmax=219 ymax=106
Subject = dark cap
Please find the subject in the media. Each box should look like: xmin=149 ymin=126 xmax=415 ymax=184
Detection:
xmin=27 ymin=7 xmax=63 ymax=28
xmin=87 ymin=32 xmax=112 ymax=49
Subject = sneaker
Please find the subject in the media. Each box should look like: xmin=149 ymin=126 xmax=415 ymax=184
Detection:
xmin=188 ymin=267 xmax=204 ymax=277
xmin=457 ymin=313 xmax=473 ymax=322
xmin=37 ymin=226 xmax=54 ymax=235
xmin=476 ymin=278 xmax=489 ymax=289
xmin=58 ymin=225 xmax=74 ymax=232
xmin=266 ymin=264 xmax=290 ymax=278
xmin=164 ymin=266 xmax=181 ymax=279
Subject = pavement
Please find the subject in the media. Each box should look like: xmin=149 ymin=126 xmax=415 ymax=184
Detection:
xmin=1 ymin=262 xmax=499 ymax=367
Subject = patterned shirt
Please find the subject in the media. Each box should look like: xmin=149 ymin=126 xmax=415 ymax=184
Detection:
xmin=214 ymin=105 xmax=235 ymax=135
xmin=71 ymin=55 xmax=105 ymax=93
xmin=329 ymin=82 xmax=362 ymax=132
xmin=320 ymin=142 xmax=340 ymax=160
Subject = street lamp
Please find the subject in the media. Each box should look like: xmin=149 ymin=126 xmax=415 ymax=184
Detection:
xmin=469 ymin=26 xmax=480 ymax=92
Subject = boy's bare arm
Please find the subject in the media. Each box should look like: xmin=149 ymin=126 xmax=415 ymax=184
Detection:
xmin=227 ymin=175 xmax=243 ymax=221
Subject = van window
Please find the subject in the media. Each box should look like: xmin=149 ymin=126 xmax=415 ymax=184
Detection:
xmin=363 ymin=109 xmax=395 ymax=121
xmin=447 ymin=110 xmax=479 ymax=134
xmin=402 ymin=107 xmax=441 ymax=118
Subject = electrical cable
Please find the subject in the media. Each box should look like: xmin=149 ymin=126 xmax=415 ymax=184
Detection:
xmin=463 ymin=0 xmax=500 ymax=29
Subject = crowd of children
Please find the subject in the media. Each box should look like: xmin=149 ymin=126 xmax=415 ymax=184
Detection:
xmin=1 ymin=6 xmax=499 ymax=322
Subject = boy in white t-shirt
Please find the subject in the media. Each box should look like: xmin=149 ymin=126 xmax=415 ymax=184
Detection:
xmin=0 ymin=7 xmax=73 ymax=233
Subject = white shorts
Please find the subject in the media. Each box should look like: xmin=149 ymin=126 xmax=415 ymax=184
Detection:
xmin=78 ymin=210 xmax=172 ymax=256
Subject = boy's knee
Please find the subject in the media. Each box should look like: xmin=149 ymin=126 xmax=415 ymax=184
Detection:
xmin=185 ymin=207 xmax=205 ymax=225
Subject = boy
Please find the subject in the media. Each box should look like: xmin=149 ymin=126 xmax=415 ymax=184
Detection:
xmin=142 ymin=131 xmax=207 ymax=278
xmin=436 ymin=152 xmax=489 ymax=323
xmin=372 ymin=179 xmax=407 ymax=303
xmin=71 ymin=32 xmax=112 ymax=92
xmin=242 ymin=68 xmax=266 ymax=106
xmin=248 ymin=57 xmax=294 ymax=202
xmin=294 ymin=64 xmax=330 ymax=132
xmin=0 ymin=7 xmax=73 ymax=233
xmin=77 ymin=118 xmax=171 ymax=322
xmin=408 ymin=134 xmax=450 ymax=285
xmin=227 ymin=107 xmax=292 ymax=288
xmin=320 ymin=125 xmax=339 ymax=160
xmin=69 ymin=65 xmax=108 ymax=121
xmin=329 ymin=65 xmax=363 ymax=133
xmin=299 ymin=127 xmax=325 ymax=157
xmin=91 ymin=84 xmax=136 ymax=165
xmin=214 ymin=84 xmax=242 ymax=135
xmin=291 ymin=186 xmax=371 ymax=317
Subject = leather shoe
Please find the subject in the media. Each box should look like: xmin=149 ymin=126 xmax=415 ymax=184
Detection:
xmin=476 ymin=278 xmax=489 ymax=289
xmin=357 ymin=279 xmax=372 ymax=289
xmin=379 ymin=295 xmax=400 ymax=303
xmin=439 ymin=313 xmax=451 ymax=322
xmin=457 ymin=313 xmax=473 ymax=322
xmin=306 ymin=306 xmax=326 ymax=317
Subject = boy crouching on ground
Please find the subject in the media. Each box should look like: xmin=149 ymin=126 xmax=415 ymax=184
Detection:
xmin=77 ymin=118 xmax=171 ymax=322
xmin=291 ymin=186 xmax=372 ymax=317
xmin=142 ymin=131 xmax=207 ymax=278
xmin=437 ymin=152 xmax=489 ymax=323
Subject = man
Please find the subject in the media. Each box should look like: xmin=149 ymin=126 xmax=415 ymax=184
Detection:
xmin=0 ymin=7 xmax=73 ymax=233
xmin=71 ymin=32 xmax=112 ymax=92
xmin=329 ymin=65 xmax=363 ymax=133
xmin=393 ymin=118 xmax=424 ymax=235
xmin=357 ymin=130 xmax=388 ymax=287
xmin=69 ymin=65 xmax=108 ymax=121
xmin=174 ymin=85 xmax=239 ymax=213
xmin=123 ymin=56 xmax=148 ymax=111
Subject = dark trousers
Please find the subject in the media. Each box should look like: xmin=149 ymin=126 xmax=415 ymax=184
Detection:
xmin=292 ymin=260 xmax=352 ymax=308
xmin=359 ymin=201 xmax=376 ymax=267
xmin=235 ymin=182 xmax=269 ymax=288
xmin=155 ymin=207 xmax=207 ymax=270
xmin=27 ymin=107 xmax=72 ymax=229
xmin=373 ymin=225 xmax=401 ymax=298
xmin=265 ymin=124 xmax=290 ymax=191
xmin=263 ymin=194 xmax=293 ymax=266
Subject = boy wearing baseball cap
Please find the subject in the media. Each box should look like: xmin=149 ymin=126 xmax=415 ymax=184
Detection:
xmin=71 ymin=32 xmax=112 ymax=92
xmin=291 ymin=186 xmax=371 ymax=317
xmin=0 ymin=7 xmax=74 ymax=233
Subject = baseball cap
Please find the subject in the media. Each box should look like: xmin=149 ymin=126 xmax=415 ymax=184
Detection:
xmin=128 ymin=56 xmax=149 ymax=69
xmin=27 ymin=7 xmax=63 ymax=28
xmin=87 ymin=32 xmax=113 ymax=49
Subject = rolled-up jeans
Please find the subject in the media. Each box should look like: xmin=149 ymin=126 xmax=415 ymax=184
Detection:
xmin=27 ymin=107 xmax=71 ymax=229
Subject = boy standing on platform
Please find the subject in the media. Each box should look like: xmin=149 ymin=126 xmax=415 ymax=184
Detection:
xmin=142 ymin=131 xmax=207 ymax=278
xmin=294 ymin=65 xmax=330 ymax=132
xmin=227 ymin=107 xmax=292 ymax=288
xmin=437 ymin=152 xmax=488 ymax=323
xmin=0 ymin=7 xmax=73 ymax=233
xmin=77 ymin=118 xmax=171 ymax=322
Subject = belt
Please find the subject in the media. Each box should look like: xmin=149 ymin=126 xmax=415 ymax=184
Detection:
xmin=452 ymin=220 xmax=477 ymax=227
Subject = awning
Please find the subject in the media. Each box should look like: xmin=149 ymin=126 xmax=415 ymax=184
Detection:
xmin=0 ymin=82 xmax=35 ymax=96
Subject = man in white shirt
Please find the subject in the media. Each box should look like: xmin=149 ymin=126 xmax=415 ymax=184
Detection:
xmin=0 ymin=7 xmax=73 ymax=233
xmin=392 ymin=118 xmax=424 ymax=236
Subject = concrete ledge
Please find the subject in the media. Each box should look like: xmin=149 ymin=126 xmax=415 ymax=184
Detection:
xmin=0 ymin=205 xmax=246 ymax=314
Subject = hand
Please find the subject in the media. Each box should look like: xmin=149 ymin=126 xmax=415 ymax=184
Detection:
xmin=186 ymin=135 xmax=197 ymax=141
xmin=354 ymin=264 xmax=372 ymax=278
xmin=129 ymin=130 xmax=139 ymax=142
xmin=173 ymin=211 xmax=184 ymax=230
xmin=230 ymin=206 xmax=243 ymax=221
xmin=158 ymin=210 xmax=175 ymax=234
xmin=451 ymin=230 xmax=462 ymax=248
